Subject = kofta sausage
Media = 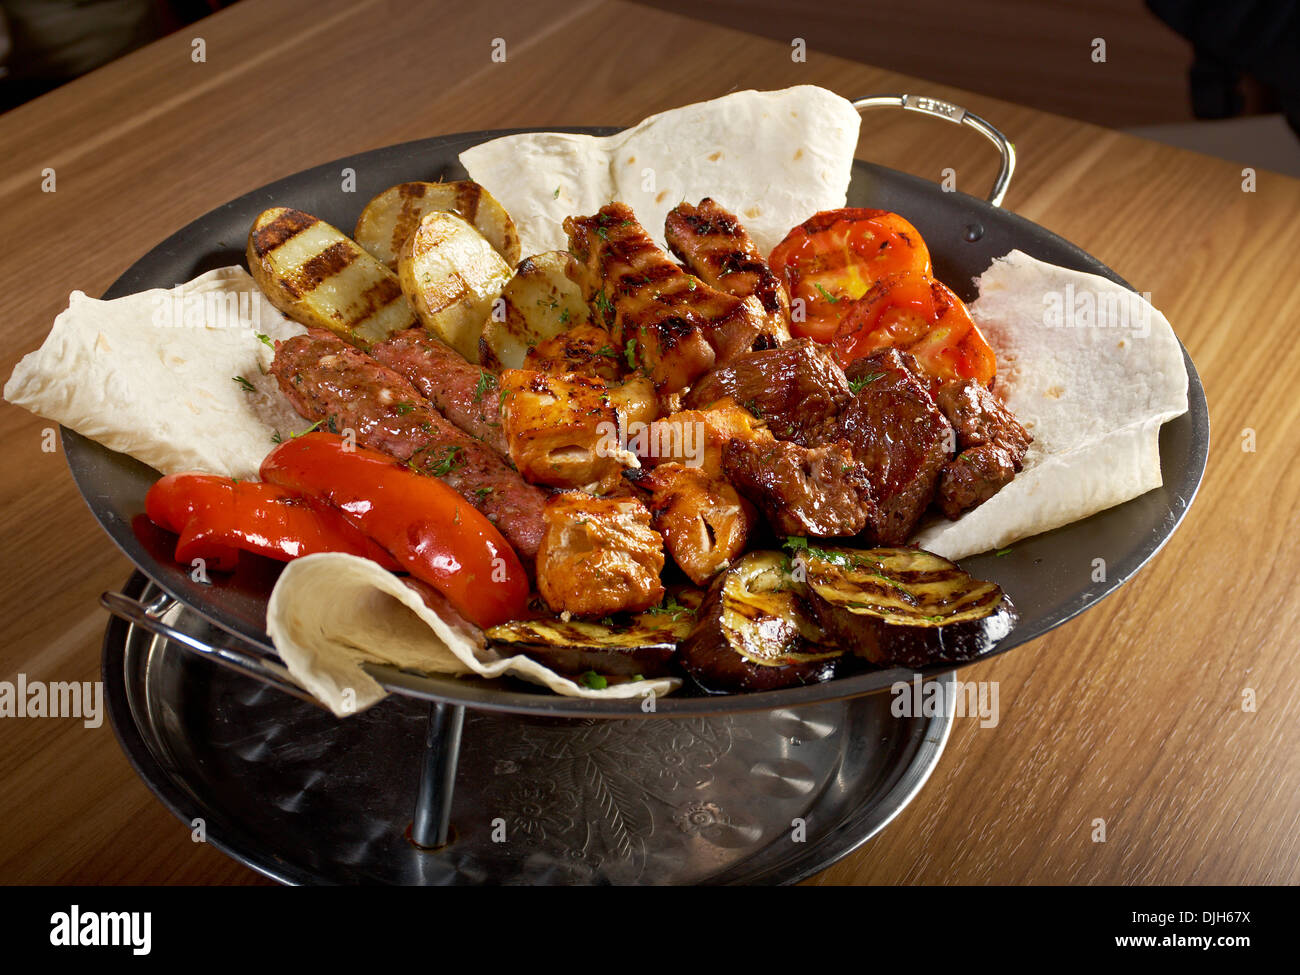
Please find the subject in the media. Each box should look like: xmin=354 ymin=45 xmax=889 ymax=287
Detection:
xmin=271 ymin=329 xmax=546 ymax=562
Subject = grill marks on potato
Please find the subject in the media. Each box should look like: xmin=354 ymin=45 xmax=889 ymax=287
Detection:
xmin=354 ymin=180 xmax=521 ymax=270
xmin=247 ymin=207 xmax=415 ymax=345
xmin=387 ymin=182 xmax=430 ymax=267
xmin=251 ymin=208 xmax=317 ymax=255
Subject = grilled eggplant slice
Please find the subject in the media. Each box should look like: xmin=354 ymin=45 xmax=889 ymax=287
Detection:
xmin=679 ymin=552 xmax=840 ymax=693
xmin=486 ymin=591 xmax=701 ymax=678
xmin=792 ymin=544 xmax=1017 ymax=668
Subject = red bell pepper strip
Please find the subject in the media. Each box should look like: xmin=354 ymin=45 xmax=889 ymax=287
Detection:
xmin=146 ymin=473 xmax=399 ymax=572
xmin=259 ymin=433 xmax=529 ymax=628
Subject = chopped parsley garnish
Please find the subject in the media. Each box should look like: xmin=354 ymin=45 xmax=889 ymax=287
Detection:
xmin=424 ymin=445 xmax=464 ymax=477
xmin=595 ymin=345 xmax=616 ymax=357
xmin=848 ymin=372 xmax=885 ymax=393
xmin=995 ymin=547 xmax=1013 ymax=557
xmin=580 ymin=670 xmax=608 ymax=690
xmin=270 ymin=430 xmax=283 ymax=444
xmin=394 ymin=401 xmax=415 ymax=416
xmin=292 ymin=419 xmax=322 ymax=438
xmin=646 ymin=595 xmax=694 ymax=621
xmin=814 ymin=283 xmax=840 ymax=304
xmin=232 ymin=375 xmax=256 ymax=393
xmin=623 ymin=337 xmax=638 ymax=369
xmin=255 ymin=333 xmax=274 ymax=349
xmin=473 ymin=371 xmax=495 ymax=403
xmin=472 ymin=486 xmax=494 ymax=499
xmin=553 ymin=186 xmax=561 ymax=199
xmin=593 ymin=289 xmax=614 ymax=322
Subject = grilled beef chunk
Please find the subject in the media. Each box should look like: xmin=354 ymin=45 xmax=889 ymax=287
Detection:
xmin=684 ymin=338 xmax=853 ymax=443
xmin=934 ymin=378 xmax=1033 ymax=518
xmin=664 ymin=198 xmax=791 ymax=346
xmin=818 ymin=348 xmax=954 ymax=544
xmin=722 ymin=437 xmax=875 ymax=537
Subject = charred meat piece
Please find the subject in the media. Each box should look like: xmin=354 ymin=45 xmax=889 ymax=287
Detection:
xmin=368 ymin=328 xmax=508 ymax=456
xmin=723 ymin=437 xmax=875 ymax=538
xmin=818 ymin=348 xmax=954 ymax=545
xmin=523 ymin=322 xmax=624 ymax=381
xmin=683 ymin=338 xmax=853 ymax=443
xmin=625 ymin=463 xmax=758 ymax=586
xmin=664 ymin=198 xmax=791 ymax=346
xmin=934 ymin=378 xmax=1033 ymax=518
xmin=536 ymin=493 xmax=666 ymax=617
xmin=271 ymin=329 xmax=547 ymax=561
xmin=564 ymin=203 xmax=769 ymax=391
xmin=678 ymin=552 xmax=840 ymax=693
xmin=499 ymin=370 xmax=658 ymax=494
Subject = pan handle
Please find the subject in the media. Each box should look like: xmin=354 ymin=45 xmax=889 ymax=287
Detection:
xmin=853 ymin=94 xmax=1016 ymax=207
xmin=100 ymin=588 xmax=325 ymax=708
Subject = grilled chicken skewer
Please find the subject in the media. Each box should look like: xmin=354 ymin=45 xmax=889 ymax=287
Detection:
xmin=664 ymin=198 xmax=791 ymax=346
xmin=564 ymin=203 xmax=770 ymax=393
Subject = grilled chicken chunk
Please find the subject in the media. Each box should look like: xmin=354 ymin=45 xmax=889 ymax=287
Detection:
xmin=522 ymin=322 xmax=623 ymax=381
xmin=625 ymin=463 xmax=757 ymax=586
xmin=564 ymin=203 xmax=769 ymax=392
xmin=637 ymin=398 xmax=771 ymax=476
xmin=934 ymin=378 xmax=1033 ymax=518
xmin=683 ymin=338 xmax=854 ymax=444
xmin=500 ymin=370 xmax=658 ymax=494
xmin=665 ymin=198 xmax=791 ymax=346
xmin=536 ymin=493 xmax=666 ymax=617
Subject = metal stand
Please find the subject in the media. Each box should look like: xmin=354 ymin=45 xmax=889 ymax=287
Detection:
xmin=409 ymin=701 xmax=465 ymax=849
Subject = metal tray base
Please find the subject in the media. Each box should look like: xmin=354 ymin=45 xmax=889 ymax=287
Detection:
xmin=104 ymin=574 xmax=954 ymax=885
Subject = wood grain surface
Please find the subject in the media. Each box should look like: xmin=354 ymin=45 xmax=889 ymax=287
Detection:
xmin=0 ymin=0 xmax=1295 ymax=886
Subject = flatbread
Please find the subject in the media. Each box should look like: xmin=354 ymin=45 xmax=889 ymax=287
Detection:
xmin=267 ymin=553 xmax=680 ymax=716
xmin=459 ymin=85 xmax=862 ymax=257
xmin=4 ymin=266 xmax=306 ymax=479
xmin=913 ymin=250 xmax=1189 ymax=559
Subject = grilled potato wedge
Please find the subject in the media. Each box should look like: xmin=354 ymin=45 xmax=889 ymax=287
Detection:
xmin=480 ymin=251 xmax=593 ymax=371
xmin=397 ymin=210 xmax=513 ymax=364
xmin=246 ymin=207 xmax=415 ymax=346
xmin=354 ymin=180 xmax=521 ymax=270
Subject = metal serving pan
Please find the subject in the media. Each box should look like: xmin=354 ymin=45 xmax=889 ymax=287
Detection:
xmin=72 ymin=94 xmax=1211 ymax=718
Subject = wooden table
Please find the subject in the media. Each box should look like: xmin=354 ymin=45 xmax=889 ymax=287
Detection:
xmin=1 ymin=0 xmax=1295 ymax=886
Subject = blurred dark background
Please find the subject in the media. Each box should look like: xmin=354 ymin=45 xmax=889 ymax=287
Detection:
xmin=3 ymin=0 xmax=1298 ymax=173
